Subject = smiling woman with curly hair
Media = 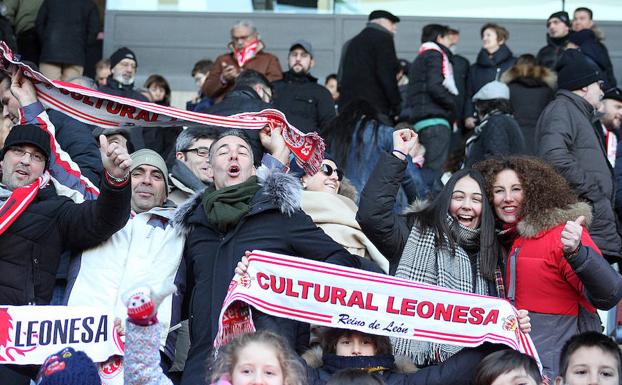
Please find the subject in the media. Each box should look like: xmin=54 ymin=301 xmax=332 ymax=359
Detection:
xmin=474 ymin=156 xmax=622 ymax=381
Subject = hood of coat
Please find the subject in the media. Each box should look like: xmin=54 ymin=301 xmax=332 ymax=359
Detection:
xmin=172 ymin=165 xmax=301 ymax=235
xmin=501 ymin=63 xmax=557 ymax=89
xmin=517 ymin=201 xmax=593 ymax=238
xmin=301 ymin=345 xmax=418 ymax=374
xmin=476 ymin=44 xmax=514 ymax=67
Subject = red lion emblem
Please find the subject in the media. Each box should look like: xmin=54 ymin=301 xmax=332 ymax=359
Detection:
xmin=0 ymin=307 xmax=13 ymax=349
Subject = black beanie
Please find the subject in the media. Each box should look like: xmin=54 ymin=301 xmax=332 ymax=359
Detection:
xmin=1 ymin=124 xmax=51 ymax=166
xmin=556 ymin=49 xmax=601 ymax=91
xmin=110 ymin=47 xmax=137 ymax=69
xmin=548 ymin=11 xmax=571 ymax=27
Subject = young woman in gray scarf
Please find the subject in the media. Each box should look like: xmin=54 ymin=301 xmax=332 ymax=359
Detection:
xmin=357 ymin=128 xmax=529 ymax=366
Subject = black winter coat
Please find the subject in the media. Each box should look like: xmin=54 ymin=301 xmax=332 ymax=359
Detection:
xmin=501 ymin=65 xmax=556 ymax=155
xmin=464 ymin=112 xmax=527 ymax=168
xmin=405 ymin=45 xmax=456 ymax=123
xmin=175 ymin=168 xmax=374 ymax=385
xmin=36 ymin=0 xmax=99 ymax=66
xmin=339 ymin=23 xmax=401 ymax=117
xmin=304 ymin=344 xmax=503 ymax=385
xmin=452 ymin=54 xmax=470 ymax=122
xmin=536 ymin=90 xmax=622 ymax=261
xmin=98 ymin=76 xmax=148 ymax=150
xmin=465 ymin=45 xmax=516 ymax=118
xmin=48 ymin=110 xmax=102 ymax=185
xmin=0 ymin=180 xmax=130 ymax=305
xmin=536 ymin=34 xmax=569 ymax=70
xmin=204 ymin=86 xmax=272 ymax=165
xmin=272 ymin=70 xmax=336 ymax=133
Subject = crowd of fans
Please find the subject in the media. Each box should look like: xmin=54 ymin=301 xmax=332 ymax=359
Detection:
xmin=0 ymin=2 xmax=621 ymax=385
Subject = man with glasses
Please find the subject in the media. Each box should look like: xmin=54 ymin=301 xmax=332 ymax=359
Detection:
xmin=169 ymin=126 xmax=219 ymax=204
xmin=537 ymin=49 xmax=622 ymax=262
xmin=0 ymin=71 xmax=132 ymax=385
xmin=202 ymin=20 xmax=282 ymax=103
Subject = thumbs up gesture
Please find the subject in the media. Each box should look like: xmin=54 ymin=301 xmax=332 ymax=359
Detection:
xmin=100 ymin=134 xmax=132 ymax=179
xmin=561 ymin=216 xmax=585 ymax=256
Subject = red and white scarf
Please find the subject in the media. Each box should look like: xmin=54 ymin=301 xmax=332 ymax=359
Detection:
xmin=0 ymin=172 xmax=50 ymax=236
xmin=418 ymin=42 xmax=459 ymax=95
xmin=233 ymin=39 xmax=260 ymax=68
xmin=216 ymin=250 xmax=541 ymax=369
xmin=0 ymin=42 xmax=324 ymax=176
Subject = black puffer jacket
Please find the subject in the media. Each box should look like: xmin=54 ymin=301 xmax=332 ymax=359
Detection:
xmin=405 ymin=45 xmax=456 ymax=123
xmin=536 ymin=34 xmax=569 ymax=70
xmin=464 ymin=112 xmax=527 ymax=168
xmin=303 ymin=344 xmax=503 ymax=385
xmin=204 ymin=86 xmax=272 ymax=165
xmin=501 ymin=64 xmax=556 ymax=155
xmin=272 ymin=70 xmax=336 ymax=133
xmin=175 ymin=167 xmax=376 ymax=385
xmin=0 ymin=180 xmax=130 ymax=305
xmin=465 ymin=45 xmax=516 ymax=118
xmin=536 ymin=90 xmax=622 ymax=261
xmin=339 ymin=23 xmax=401 ymax=117
xmin=36 ymin=0 xmax=99 ymax=66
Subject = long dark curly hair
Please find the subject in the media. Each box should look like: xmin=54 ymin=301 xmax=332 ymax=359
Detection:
xmin=474 ymin=156 xmax=578 ymax=219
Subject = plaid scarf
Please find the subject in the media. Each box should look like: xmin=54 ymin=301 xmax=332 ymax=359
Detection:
xmin=233 ymin=39 xmax=260 ymax=68
xmin=392 ymin=214 xmax=489 ymax=365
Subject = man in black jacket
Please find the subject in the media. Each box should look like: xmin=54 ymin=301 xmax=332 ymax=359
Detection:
xmin=0 ymin=71 xmax=132 ymax=384
xmin=205 ymin=69 xmax=273 ymax=165
xmin=536 ymin=11 xmax=571 ymax=70
xmin=272 ymin=40 xmax=336 ymax=133
xmin=339 ymin=10 xmax=401 ymax=123
xmin=536 ymin=49 xmax=622 ymax=262
xmin=406 ymin=24 xmax=457 ymax=190
xmin=175 ymin=128 xmax=378 ymax=385
xmin=99 ymin=47 xmax=148 ymax=149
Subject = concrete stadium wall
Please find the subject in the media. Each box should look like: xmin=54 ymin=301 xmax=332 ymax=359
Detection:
xmin=104 ymin=11 xmax=622 ymax=93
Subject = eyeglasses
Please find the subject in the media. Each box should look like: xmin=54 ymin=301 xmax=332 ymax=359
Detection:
xmin=9 ymin=146 xmax=45 ymax=164
xmin=321 ymin=163 xmax=343 ymax=181
xmin=182 ymin=147 xmax=210 ymax=158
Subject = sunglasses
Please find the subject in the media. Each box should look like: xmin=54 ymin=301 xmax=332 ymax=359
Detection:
xmin=321 ymin=163 xmax=344 ymax=181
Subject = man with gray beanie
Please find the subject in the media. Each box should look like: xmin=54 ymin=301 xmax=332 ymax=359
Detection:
xmin=536 ymin=49 xmax=622 ymax=262
xmin=66 ymin=148 xmax=185 ymax=376
xmin=536 ymin=11 xmax=571 ymax=70
xmin=272 ymin=39 xmax=336 ymax=133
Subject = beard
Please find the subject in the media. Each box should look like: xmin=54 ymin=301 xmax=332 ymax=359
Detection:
xmin=602 ymin=115 xmax=621 ymax=130
xmin=113 ymin=73 xmax=135 ymax=86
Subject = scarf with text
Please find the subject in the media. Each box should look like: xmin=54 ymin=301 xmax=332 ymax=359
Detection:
xmin=215 ymin=250 xmax=541 ymax=371
xmin=0 ymin=41 xmax=324 ymax=176
xmin=233 ymin=39 xmax=260 ymax=67
xmin=418 ymin=42 xmax=459 ymax=95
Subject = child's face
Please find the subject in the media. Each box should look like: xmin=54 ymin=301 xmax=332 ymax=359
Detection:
xmin=231 ymin=342 xmax=284 ymax=385
xmin=335 ymin=334 xmax=377 ymax=357
xmin=556 ymin=346 xmax=620 ymax=385
xmin=491 ymin=368 xmax=539 ymax=385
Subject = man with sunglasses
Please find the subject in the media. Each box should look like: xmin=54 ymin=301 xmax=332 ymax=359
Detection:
xmin=536 ymin=49 xmax=622 ymax=263
xmin=201 ymin=19 xmax=282 ymax=103
xmin=169 ymin=126 xmax=219 ymax=204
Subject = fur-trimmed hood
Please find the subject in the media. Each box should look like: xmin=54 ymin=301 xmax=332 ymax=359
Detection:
xmin=401 ymin=199 xmax=430 ymax=216
xmin=501 ymin=63 xmax=557 ymax=89
xmin=172 ymin=165 xmax=301 ymax=235
xmin=517 ymin=202 xmax=593 ymax=238
xmin=301 ymin=345 xmax=418 ymax=374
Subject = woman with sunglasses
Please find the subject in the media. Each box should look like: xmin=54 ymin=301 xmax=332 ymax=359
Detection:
xmin=322 ymin=99 xmax=428 ymax=212
xmin=300 ymin=157 xmax=390 ymax=273
xmin=357 ymin=128 xmax=521 ymax=366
